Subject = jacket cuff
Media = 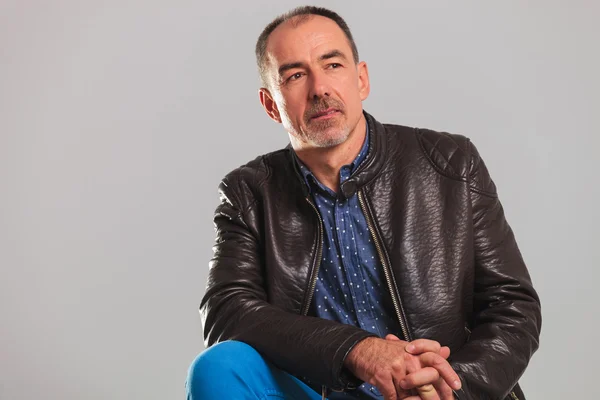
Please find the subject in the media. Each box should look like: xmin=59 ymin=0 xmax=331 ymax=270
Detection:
xmin=332 ymin=332 xmax=378 ymax=390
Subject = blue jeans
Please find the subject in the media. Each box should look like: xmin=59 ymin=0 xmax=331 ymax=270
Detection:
xmin=185 ymin=340 xmax=323 ymax=399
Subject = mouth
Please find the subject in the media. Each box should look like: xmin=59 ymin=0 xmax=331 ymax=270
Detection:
xmin=311 ymin=108 xmax=340 ymax=120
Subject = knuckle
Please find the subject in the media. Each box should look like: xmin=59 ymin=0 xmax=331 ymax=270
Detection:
xmin=430 ymin=353 xmax=445 ymax=366
xmin=373 ymin=369 xmax=388 ymax=383
xmin=394 ymin=355 xmax=408 ymax=368
xmin=420 ymin=338 xmax=440 ymax=348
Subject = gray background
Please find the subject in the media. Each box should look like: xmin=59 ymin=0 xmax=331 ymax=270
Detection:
xmin=1 ymin=1 xmax=598 ymax=399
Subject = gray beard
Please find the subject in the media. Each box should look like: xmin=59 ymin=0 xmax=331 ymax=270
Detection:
xmin=303 ymin=120 xmax=350 ymax=148
xmin=306 ymin=131 xmax=349 ymax=148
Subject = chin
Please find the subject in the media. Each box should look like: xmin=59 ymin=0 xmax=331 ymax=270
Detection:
xmin=310 ymin=128 xmax=350 ymax=148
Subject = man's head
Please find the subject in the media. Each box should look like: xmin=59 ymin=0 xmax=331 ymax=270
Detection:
xmin=255 ymin=6 xmax=370 ymax=150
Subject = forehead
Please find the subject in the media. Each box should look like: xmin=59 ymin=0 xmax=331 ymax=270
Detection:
xmin=265 ymin=15 xmax=351 ymax=66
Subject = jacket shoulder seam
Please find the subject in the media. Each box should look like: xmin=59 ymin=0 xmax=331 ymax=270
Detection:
xmin=415 ymin=128 xmax=468 ymax=183
xmin=222 ymin=151 xmax=275 ymax=214
xmin=466 ymin=139 xmax=499 ymax=198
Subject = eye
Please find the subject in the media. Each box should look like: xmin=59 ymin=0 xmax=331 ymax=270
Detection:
xmin=329 ymin=63 xmax=341 ymax=69
xmin=288 ymin=72 xmax=304 ymax=81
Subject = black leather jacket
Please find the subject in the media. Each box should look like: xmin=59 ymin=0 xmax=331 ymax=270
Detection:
xmin=200 ymin=111 xmax=541 ymax=400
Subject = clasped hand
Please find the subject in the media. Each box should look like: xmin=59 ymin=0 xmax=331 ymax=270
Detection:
xmin=344 ymin=334 xmax=462 ymax=400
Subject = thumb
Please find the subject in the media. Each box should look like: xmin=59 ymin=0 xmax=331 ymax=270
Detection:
xmin=385 ymin=333 xmax=402 ymax=341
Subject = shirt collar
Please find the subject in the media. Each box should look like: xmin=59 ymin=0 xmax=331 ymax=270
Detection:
xmin=296 ymin=119 xmax=370 ymax=193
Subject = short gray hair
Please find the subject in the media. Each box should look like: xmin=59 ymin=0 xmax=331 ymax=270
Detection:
xmin=255 ymin=6 xmax=360 ymax=88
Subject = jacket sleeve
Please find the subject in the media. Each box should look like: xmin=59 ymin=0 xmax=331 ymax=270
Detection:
xmin=199 ymin=175 xmax=376 ymax=390
xmin=450 ymin=140 xmax=542 ymax=400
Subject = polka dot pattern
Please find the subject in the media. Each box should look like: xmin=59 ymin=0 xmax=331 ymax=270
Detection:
xmin=297 ymin=123 xmax=402 ymax=399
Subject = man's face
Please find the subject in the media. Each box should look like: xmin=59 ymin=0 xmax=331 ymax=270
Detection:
xmin=260 ymin=15 xmax=369 ymax=148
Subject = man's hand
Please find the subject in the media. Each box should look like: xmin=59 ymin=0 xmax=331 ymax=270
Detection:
xmin=387 ymin=334 xmax=458 ymax=400
xmin=344 ymin=335 xmax=461 ymax=400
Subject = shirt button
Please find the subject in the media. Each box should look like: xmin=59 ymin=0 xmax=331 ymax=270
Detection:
xmin=342 ymin=180 xmax=358 ymax=198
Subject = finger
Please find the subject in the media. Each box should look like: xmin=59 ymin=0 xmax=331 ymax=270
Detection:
xmin=398 ymin=390 xmax=420 ymax=400
xmin=432 ymin=376 xmax=454 ymax=400
xmin=378 ymin=380 xmax=398 ymax=400
xmin=405 ymin=339 xmax=441 ymax=355
xmin=386 ymin=334 xmax=402 ymax=341
xmin=439 ymin=346 xmax=451 ymax=359
xmin=416 ymin=383 xmax=440 ymax=400
xmin=392 ymin=376 xmax=416 ymax=400
xmin=418 ymin=352 xmax=462 ymax=391
xmin=391 ymin=376 xmax=416 ymax=400
xmin=403 ymin=351 xmax=424 ymax=375
xmin=399 ymin=367 xmax=439 ymax=389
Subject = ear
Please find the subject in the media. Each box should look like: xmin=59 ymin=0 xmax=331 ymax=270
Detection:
xmin=356 ymin=61 xmax=370 ymax=101
xmin=259 ymin=87 xmax=282 ymax=123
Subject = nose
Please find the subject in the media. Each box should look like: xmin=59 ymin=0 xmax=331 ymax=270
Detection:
xmin=308 ymin=69 xmax=331 ymax=100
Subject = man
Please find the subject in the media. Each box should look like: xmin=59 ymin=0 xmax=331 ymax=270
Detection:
xmin=186 ymin=6 xmax=541 ymax=400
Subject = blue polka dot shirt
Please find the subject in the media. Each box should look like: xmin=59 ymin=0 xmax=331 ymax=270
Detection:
xmin=297 ymin=122 xmax=402 ymax=399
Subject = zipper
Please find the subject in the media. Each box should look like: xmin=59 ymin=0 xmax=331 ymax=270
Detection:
xmin=302 ymin=196 xmax=327 ymax=399
xmin=357 ymin=190 xmax=411 ymax=341
xmin=301 ymin=196 xmax=324 ymax=316
xmin=352 ymin=188 xmax=518 ymax=400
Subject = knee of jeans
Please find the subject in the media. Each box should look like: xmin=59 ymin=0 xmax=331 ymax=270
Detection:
xmin=187 ymin=340 xmax=261 ymax=386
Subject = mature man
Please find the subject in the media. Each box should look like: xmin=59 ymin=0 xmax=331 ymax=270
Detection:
xmin=186 ymin=6 xmax=541 ymax=400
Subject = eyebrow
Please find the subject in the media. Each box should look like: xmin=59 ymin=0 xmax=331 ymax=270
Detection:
xmin=319 ymin=49 xmax=348 ymax=62
xmin=277 ymin=49 xmax=349 ymax=78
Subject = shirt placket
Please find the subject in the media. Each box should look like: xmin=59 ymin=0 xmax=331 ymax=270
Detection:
xmin=336 ymin=168 xmax=373 ymax=333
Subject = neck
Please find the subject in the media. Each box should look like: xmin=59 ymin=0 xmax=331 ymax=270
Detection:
xmin=293 ymin=114 xmax=367 ymax=193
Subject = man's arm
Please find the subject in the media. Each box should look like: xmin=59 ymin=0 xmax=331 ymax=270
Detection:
xmin=449 ymin=140 xmax=542 ymax=399
xmin=200 ymin=174 xmax=376 ymax=390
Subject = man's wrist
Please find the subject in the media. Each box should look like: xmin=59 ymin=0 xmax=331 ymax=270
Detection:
xmin=343 ymin=336 xmax=377 ymax=372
